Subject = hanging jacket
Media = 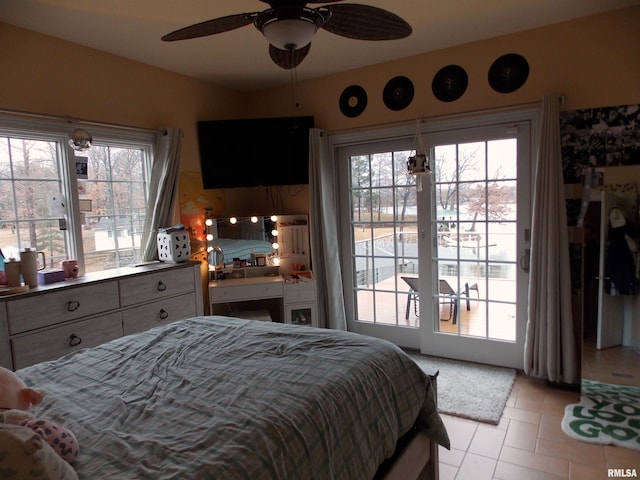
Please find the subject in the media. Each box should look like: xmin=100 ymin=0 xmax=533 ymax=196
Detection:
xmin=604 ymin=222 xmax=639 ymax=295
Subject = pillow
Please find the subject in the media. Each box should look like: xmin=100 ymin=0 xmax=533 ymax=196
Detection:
xmin=0 ymin=424 xmax=78 ymax=480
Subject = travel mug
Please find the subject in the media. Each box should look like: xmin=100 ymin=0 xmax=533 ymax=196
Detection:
xmin=5 ymin=258 xmax=22 ymax=287
xmin=20 ymin=248 xmax=45 ymax=287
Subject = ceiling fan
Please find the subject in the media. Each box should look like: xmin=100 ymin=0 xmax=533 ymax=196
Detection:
xmin=161 ymin=1 xmax=412 ymax=69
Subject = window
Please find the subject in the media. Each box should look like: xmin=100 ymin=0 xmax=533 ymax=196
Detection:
xmin=0 ymin=115 xmax=154 ymax=274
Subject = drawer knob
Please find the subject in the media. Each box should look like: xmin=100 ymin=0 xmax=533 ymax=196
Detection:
xmin=67 ymin=300 xmax=80 ymax=312
xmin=69 ymin=334 xmax=82 ymax=347
xmin=157 ymin=281 xmax=167 ymax=292
xmin=159 ymin=309 xmax=169 ymax=320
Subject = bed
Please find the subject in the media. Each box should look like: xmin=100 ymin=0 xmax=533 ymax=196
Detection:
xmin=16 ymin=316 xmax=450 ymax=479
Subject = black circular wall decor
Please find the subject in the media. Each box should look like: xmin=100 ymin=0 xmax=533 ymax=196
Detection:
xmin=432 ymin=64 xmax=469 ymax=102
xmin=488 ymin=53 xmax=530 ymax=93
xmin=339 ymin=85 xmax=368 ymax=118
xmin=383 ymin=76 xmax=414 ymax=111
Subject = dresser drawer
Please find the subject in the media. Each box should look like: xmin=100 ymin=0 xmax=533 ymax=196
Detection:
xmin=11 ymin=312 xmax=123 ymax=370
xmin=119 ymin=267 xmax=195 ymax=307
xmin=122 ymin=292 xmax=197 ymax=336
xmin=210 ymin=280 xmax=283 ymax=303
xmin=284 ymin=282 xmax=316 ymax=304
xmin=6 ymin=281 xmax=120 ymax=334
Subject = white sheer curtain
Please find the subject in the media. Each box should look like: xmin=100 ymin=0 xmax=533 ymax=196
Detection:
xmin=141 ymin=127 xmax=183 ymax=261
xmin=309 ymin=128 xmax=347 ymax=330
xmin=524 ymin=93 xmax=579 ymax=384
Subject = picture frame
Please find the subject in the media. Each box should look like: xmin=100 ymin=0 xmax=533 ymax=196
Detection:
xmin=285 ymin=303 xmax=317 ymax=327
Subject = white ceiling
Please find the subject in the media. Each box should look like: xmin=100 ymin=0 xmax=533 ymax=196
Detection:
xmin=1 ymin=0 xmax=638 ymax=92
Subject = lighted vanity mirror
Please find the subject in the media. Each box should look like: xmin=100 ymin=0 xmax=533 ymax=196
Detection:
xmin=207 ymin=216 xmax=278 ymax=268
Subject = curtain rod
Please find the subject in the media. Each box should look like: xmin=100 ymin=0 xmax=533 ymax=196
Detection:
xmin=327 ymin=97 xmax=565 ymax=136
xmin=0 ymin=107 xmax=167 ymax=135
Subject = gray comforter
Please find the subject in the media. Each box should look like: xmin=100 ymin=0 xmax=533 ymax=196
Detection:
xmin=18 ymin=316 xmax=449 ymax=479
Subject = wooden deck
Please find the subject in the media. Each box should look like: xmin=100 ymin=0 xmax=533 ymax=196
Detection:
xmin=354 ymin=273 xmax=517 ymax=341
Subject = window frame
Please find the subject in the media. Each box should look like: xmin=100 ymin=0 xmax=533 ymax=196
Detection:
xmin=0 ymin=113 xmax=155 ymax=274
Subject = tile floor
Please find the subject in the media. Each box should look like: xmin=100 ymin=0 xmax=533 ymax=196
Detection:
xmin=438 ymin=373 xmax=639 ymax=480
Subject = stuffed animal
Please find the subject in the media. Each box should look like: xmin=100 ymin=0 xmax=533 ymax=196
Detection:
xmin=21 ymin=418 xmax=79 ymax=464
xmin=0 ymin=407 xmax=35 ymax=425
xmin=0 ymin=424 xmax=78 ymax=480
xmin=0 ymin=366 xmax=45 ymax=411
xmin=0 ymin=367 xmax=79 ymax=465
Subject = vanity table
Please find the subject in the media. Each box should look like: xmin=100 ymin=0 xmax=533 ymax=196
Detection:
xmin=207 ymin=214 xmax=317 ymax=326
xmin=208 ymin=271 xmax=317 ymax=327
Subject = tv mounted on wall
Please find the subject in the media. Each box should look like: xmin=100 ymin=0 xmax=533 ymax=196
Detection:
xmin=197 ymin=116 xmax=314 ymax=189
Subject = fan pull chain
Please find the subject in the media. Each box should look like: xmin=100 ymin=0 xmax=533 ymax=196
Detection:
xmin=290 ymin=66 xmax=300 ymax=113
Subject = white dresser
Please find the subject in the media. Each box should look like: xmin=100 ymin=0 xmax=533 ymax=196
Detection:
xmin=0 ymin=261 xmax=203 ymax=370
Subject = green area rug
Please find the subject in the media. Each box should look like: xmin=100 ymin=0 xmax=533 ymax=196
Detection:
xmin=561 ymin=379 xmax=640 ymax=451
xmin=408 ymin=353 xmax=516 ymax=425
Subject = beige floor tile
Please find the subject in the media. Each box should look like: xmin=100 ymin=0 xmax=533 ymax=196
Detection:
xmin=441 ymin=415 xmax=478 ymax=451
xmin=456 ymin=452 xmax=497 ymax=480
xmin=502 ymin=406 xmax=541 ymax=425
xmin=504 ymin=419 xmax=539 ymax=452
xmin=468 ymin=425 xmax=507 ymax=459
xmin=438 ymin=462 xmax=458 ymax=480
xmin=535 ymin=435 xmax=606 ymax=467
xmin=499 ymin=445 xmax=569 ymax=477
xmin=494 ymin=461 xmax=567 ymax=480
xmin=439 ymin=446 xmax=466 ymax=468
xmin=569 ymin=462 xmax=608 ymax=480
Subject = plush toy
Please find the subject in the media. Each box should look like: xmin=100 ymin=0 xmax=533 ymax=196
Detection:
xmin=0 ymin=366 xmax=79 ymax=465
xmin=0 ymin=366 xmax=45 ymax=411
xmin=0 ymin=424 xmax=78 ymax=480
xmin=21 ymin=418 xmax=79 ymax=464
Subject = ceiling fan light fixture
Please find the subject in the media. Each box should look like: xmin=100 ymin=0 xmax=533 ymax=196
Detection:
xmin=257 ymin=7 xmax=326 ymax=51
xmin=262 ymin=18 xmax=317 ymax=50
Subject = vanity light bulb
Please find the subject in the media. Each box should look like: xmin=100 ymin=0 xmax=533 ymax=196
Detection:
xmin=206 ymin=233 xmax=214 ymax=241
xmin=205 ymin=218 xmax=213 ymax=227
xmin=271 ymin=215 xmax=278 ymax=222
xmin=251 ymin=216 xmax=258 ymax=223
xmin=271 ymin=229 xmax=278 ymax=237
xmin=272 ymin=257 xmax=280 ymax=266
xmin=272 ymin=242 xmax=279 ymax=250
xmin=230 ymin=217 xmax=237 ymax=224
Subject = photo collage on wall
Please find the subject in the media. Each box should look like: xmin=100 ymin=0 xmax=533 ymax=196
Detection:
xmin=560 ymin=104 xmax=640 ymax=184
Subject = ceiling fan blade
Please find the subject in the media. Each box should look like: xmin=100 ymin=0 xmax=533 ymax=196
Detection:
xmin=269 ymin=44 xmax=311 ymax=69
xmin=162 ymin=13 xmax=259 ymax=41
xmin=322 ymin=4 xmax=411 ymax=40
xmin=260 ymin=0 xmax=343 ymax=5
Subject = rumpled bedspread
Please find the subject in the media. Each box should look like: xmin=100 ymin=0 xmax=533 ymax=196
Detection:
xmin=18 ymin=316 xmax=449 ymax=479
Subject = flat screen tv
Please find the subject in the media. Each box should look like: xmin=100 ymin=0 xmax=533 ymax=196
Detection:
xmin=197 ymin=116 xmax=314 ymax=189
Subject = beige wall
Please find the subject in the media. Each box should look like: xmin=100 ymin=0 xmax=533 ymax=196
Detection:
xmin=1 ymin=6 xmax=639 ymax=217
xmin=246 ymin=6 xmax=640 ymax=130
xmin=0 ymin=22 xmax=245 ymax=175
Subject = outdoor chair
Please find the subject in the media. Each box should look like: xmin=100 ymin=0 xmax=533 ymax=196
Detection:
xmin=401 ymin=276 xmax=464 ymax=324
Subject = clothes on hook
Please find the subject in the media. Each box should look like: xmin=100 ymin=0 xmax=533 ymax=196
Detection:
xmin=604 ymin=207 xmax=639 ymax=295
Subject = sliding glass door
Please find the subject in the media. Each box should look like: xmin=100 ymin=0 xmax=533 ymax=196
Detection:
xmin=337 ymin=112 xmax=535 ymax=368
xmin=418 ymin=124 xmax=531 ymax=368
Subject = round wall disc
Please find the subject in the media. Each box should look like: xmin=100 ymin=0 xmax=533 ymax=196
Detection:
xmin=383 ymin=76 xmax=414 ymax=111
xmin=488 ymin=53 xmax=529 ymax=93
xmin=339 ymin=85 xmax=368 ymax=118
xmin=432 ymin=64 xmax=468 ymax=102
